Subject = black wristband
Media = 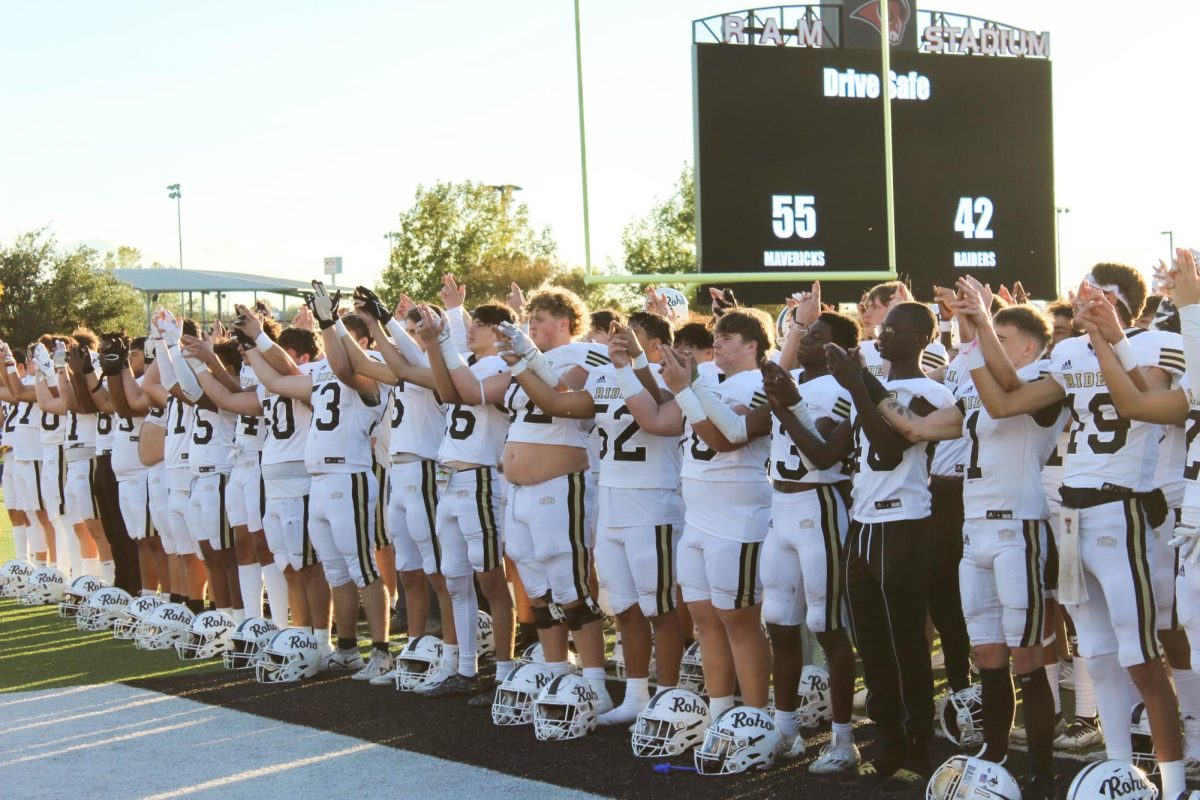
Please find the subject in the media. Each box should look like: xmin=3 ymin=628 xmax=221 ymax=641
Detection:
xmin=318 ymin=318 xmax=336 ymax=330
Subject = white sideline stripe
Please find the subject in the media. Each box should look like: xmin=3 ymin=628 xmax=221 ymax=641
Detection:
xmin=0 ymin=684 xmax=605 ymax=800
xmin=139 ymin=741 xmax=383 ymax=800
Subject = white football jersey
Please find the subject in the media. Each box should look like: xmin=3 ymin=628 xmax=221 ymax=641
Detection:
xmin=436 ymin=355 xmax=510 ymax=467
xmin=389 ymin=372 xmax=446 ymax=461
xmin=164 ymin=396 xmax=194 ymax=470
xmin=1148 ymin=331 xmax=1186 ymax=507
xmin=929 ymin=352 xmax=971 ymax=478
xmin=958 ymin=360 xmax=1064 ymax=520
xmin=1050 ymin=329 xmax=1181 ymax=492
xmin=505 ymin=342 xmax=611 ymax=449
xmin=38 ymin=407 xmax=64 ymax=447
xmin=1180 ymin=373 xmax=1200 ymax=520
xmin=65 ymin=410 xmax=98 ymax=449
xmin=304 ymin=359 xmax=381 ymax=473
xmin=10 ymin=379 xmax=41 ymax=461
xmin=95 ymin=412 xmax=114 ymax=455
xmin=188 ymin=405 xmax=236 ymax=473
xmin=143 ymin=402 xmax=167 ymax=429
xmin=234 ymin=364 xmax=267 ymax=453
xmin=257 ymin=362 xmax=316 ymax=468
xmin=681 ymin=368 xmax=771 ymax=483
xmin=768 ymin=371 xmax=852 ymax=484
xmin=586 ymin=363 xmax=682 ymax=490
xmin=860 ymin=339 xmax=949 ymax=378
xmin=2 ymin=401 xmax=15 ymax=449
xmin=850 ymin=376 xmax=955 ymax=522
xmin=111 ymin=377 xmax=148 ymax=478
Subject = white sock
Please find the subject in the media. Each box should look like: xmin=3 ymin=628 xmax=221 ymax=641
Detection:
xmin=832 ymin=721 xmax=855 ymax=747
xmin=82 ymin=556 xmax=102 ymax=578
xmin=66 ymin=525 xmax=84 ymax=579
xmin=495 ymin=661 xmax=515 ymax=684
xmin=1045 ymin=660 xmax=1062 ymax=714
xmin=232 ymin=608 xmax=246 ymax=625
xmin=26 ymin=518 xmax=48 ymax=554
xmin=775 ymin=708 xmax=799 ymax=738
xmin=261 ymin=563 xmax=289 ymax=628
xmin=237 ymin=564 xmax=263 ymax=617
xmin=1074 ymin=656 xmax=1097 ymax=719
xmin=1161 ymin=760 xmax=1186 ymax=797
xmin=1175 ymin=668 xmax=1200 ymax=718
xmin=546 ymin=660 xmax=572 ymax=677
xmin=11 ymin=524 xmax=28 ymax=561
xmin=446 ymin=575 xmax=478 ymax=677
xmin=654 ymin=684 xmax=676 ymax=695
xmin=100 ymin=560 xmax=116 ymax=584
xmin=50 ymin=516 xmax=71 ymax=574
xmin=313 ymin=628 xmax=330 ymax=649
xmin=1088 ymin=652 xmax=1133 ymax=761
xmin=709 ymin=695 xmax=735 ymax=721
xmin=441 ymin=644 xmax=459 ymax=673
xmin=622 ymin=677 xmax=650 ymax=708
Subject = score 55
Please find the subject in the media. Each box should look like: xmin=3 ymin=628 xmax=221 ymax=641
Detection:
xmin=772 ymin=194 xmax=817 ymax=239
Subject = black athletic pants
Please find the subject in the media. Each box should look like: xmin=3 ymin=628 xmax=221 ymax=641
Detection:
xmin=928 ymin=478 xmax=971 ymax=692
xmin=93 ymin=453 xmax=139 ymax=594
xmin=845 ymin=517 xmax=935 ymax=744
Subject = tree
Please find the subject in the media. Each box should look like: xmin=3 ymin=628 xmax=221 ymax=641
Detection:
xmin=617 ymin=163 xmax=696 ymax=276
xmin=0 ymin=229 xmax=146 ymax=348
xmin=377 ymin=181 xmax=561 ymax=306
xmin=101 ymin=245 xmax=144 ymax=271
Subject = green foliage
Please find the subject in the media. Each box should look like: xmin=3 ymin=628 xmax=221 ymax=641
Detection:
xmin=617 ymin=163 xmax=696 ymax=277
xmin=377 ymin=181 xmax=562 ymax=306
xmin=0 ymin=230 xmax=146 ymax=347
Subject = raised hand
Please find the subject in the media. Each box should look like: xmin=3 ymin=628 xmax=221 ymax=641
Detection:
xmin=659 ymin=347 xmax=693 ymax=394
xmin=887 ymin=282 xmax=912 ymax=307
xmin=232 ymin=303 xmax=262 ymax=349
xmin=32 ymin=343 xmax=53 ymax=378
xmin=354 ymin=286 xmax=393 ymax=324
xmin=180 ymin=333 xmax=216 ymax=362
xmin=932 ymin=284 xmax=956 ymax=321
xmin=209 ymin=318 xmax=227 ymax=340
xmin=793 ymin=281 xmax=821 ymax=326
xmin=709 ymin=287 xmax=738 ymax=317
xmin=308 ymin=280 xmax=341 ymax=329
xmin=505 ymin=283 xmax=526 ymax=316
xmin=644 ymin=286 xmax=670 ymax=318
xmin=291 ymin=304 xmax=315 ymax=331
xmin=52 ymin=341 xmax=67 ymax=370
xmin=825 ymin=343 xmax=864 ymax=390
xmin=98 ymin=335 xmax=129 ymax=376
xmin=414 ymin=305 xmax=447 ymax=346
xmin=761 ymin=360 xmax=801 ymax=408
xmin=997 ymin=284 xmax=1016 ymax=306
xmin=496 ymin=321 xmax=536 ymax=359
xmin=67 ymin=344 xmax=91 ymax=375
xmin=607 ymin=330 xmax=630 ymax=369
xmin=610 ymin=321 xmax=643 ymax=361
xmin=1077 ymin=291 xmax=1125 ymax=344
xmin=1153 ymin=259 xmax=1177 ymax=297
xmin=493 ymin=327 xmax=521 ymax=366
xmin=1012 ymin=280 xmax=1029 ymax=305
xmin=1172 ymin=248 xmax=1200 ymax=309
xmin=439 ymin=274 xmax=467 ymax=310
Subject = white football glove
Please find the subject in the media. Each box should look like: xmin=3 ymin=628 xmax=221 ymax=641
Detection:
xmin=1170 ymin=525 xmax=1200 ymax=566
xmin=496 ymin=321 xmax=536 ymax=359
xmin=308 ymin=281 xmax=341 ymax=329
xmin=32 ymin=343 xmax=54 ymax=378
xmin=52 ymin=341 xmax=68 ymax=370
xmin=157 ymin=308 xmax=182 ymax=347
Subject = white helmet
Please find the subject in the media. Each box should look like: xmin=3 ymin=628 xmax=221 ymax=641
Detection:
xmin=134 ymin=603 xmax=194 ymax=650
xmin=492 ymin=661 xmax=554 ymax=726
xmin=176 ymin=610 xmax=236 ymax=660
xmin=0 ymin=559 xmax=36 ymax=597
xmin=532 ymin=673 xmax=599 ymax=741
xmin=694 ymin=706 xmax=781 ymax=775
xmin=395 ymin=635 xmax=444 ymax=691
xmin=76 ymin=587 xmax=133 ymax=631
xmin=17 ymin=565 xmax=67 ymax=605
xmin=631 ymin=688 xmax=710 ymax=758
xmin=1130 ymin=702 xmax=1159 ymax=777
xmin=679 ymin=640 xmax=705 ymax=694
xmin=223 ymin=617 xmax=279 ymax=669
xmin=113 ymin=595 xmax=164 ymax=639
xmin=254 ymin=627 xmax=322 ymax=683
xmin=796 ymin=665 xmax=833 ymax=728
xmin=477 ymin=611 xmax=495 ymax=660
xmin=58 ymin=575 xmax=105 ymax=618
xmin=516 ymin=641 xmax=579 ymax=670
xmin=939 ymin=684 xmax=984 ymax=748
xmin=926 ymin=755 xmax=1021 ymax=800
xmin=647 ymin=286 xmax=689 ymax=325
xmin=1067 ymin=760 xmax=1158 ymax=800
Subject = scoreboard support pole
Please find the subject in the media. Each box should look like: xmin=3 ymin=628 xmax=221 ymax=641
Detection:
xmin=574 ymin=0 xmax=594 ymax=277
xmin=879 ymin=0 xmax=897 ymax=272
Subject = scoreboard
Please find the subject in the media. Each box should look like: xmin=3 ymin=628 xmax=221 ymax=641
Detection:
xmin=693 ymin=39 xmax=1055 ymax=302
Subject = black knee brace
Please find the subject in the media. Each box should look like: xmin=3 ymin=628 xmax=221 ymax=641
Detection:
xmin=564 ymin=596 xmax=603 ymax=631
xmin=532 ymin=604 xmax=562 ymax=630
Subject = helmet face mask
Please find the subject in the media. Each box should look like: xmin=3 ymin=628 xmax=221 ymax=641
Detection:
xmin=395 ymin=635 xmax=444 ymax=691
xmin=58 ymin=576 xmax=105 ymax=618
xmin=223 ymin=617 xmax=278 ymax=669
xmin=631 ymin=688 xmax=710 ymax=758
xmin=939 ymin=684 xmax=984 ymax=748
xmin=492 ymin=662 xmax=553 ymax=726
xmin=693 ymin=707 xmax=780 ymax=776
xmin=134 ymin=603 xmax=194 ymax=650
xmin=679 ymin=641 xmax=705 ymax=694
xmin=796 ymin=665 xmax=833 ymax=728
xmin=0 ymin=560 xmax=36 ymax=597
xmin=254 ymin=628 xmax=321 ymax=683
xmin=113 ymin=595 xmax=164 ymax=639
xmin=17 ymin=566 xmax=66 ymax=605
xmin=76 ymin=587 xmax=133 ymax=632
xmin=176 ymin=611 xmax=235 ymax=660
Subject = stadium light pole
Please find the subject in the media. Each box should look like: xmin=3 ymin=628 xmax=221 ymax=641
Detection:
xmin=879 ymin=0 xmax=896 ymax=272
xmin=573 ymin=0 xmax=593 ymax=278
xmin=167 ymin=184 xmax=183 ymax=268
xmin=383 ymin=231 xmax=401 ymax=267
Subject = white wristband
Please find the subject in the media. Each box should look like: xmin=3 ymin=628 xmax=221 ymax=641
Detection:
xmin=631 ymin=352 xmax=649 ymax=370
xmin=509 ymin=358 xmax=527 ymax=377
xmin=964 ymin=341 xmax=986 ymax=371
xmin=334 ymin=318 xmax=348 ymax=338
xmin=1112 ymin=337 xmax=1138 ymax=372
xmin=614 ymin=365 xmax=645 ymax=400
xmin=438 ymin=336 xmax=468 ymax=371
xmin=787 ymin=399 xmax=819 ymax=434
xmin=939 ymin=320 xmax=952 ymax=333
xmin=674 ymin=387 xmax=708 ymax=424
xmin=255 ymin=331 xmax=274 ymax=351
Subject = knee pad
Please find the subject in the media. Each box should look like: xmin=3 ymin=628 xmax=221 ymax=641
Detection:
xmin=532 ymin=603 xmax=562 ymax=630
xmin=564 ymin=596 xmax=603 ymax=631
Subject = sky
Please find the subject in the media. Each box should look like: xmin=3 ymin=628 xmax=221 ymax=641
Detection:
xmin=2 ymin=0 xmax=1198 ymax=299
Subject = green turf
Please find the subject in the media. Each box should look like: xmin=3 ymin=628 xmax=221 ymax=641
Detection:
xmin=0 ymin=489 xmax=13 ymax=563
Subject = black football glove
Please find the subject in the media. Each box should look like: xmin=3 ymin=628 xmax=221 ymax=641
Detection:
xmin=354 ymin=285 xmax=392 ymax=325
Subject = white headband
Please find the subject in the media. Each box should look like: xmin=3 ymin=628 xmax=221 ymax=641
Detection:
xmin=1084 ymin=273 xmax=1132 ymax=315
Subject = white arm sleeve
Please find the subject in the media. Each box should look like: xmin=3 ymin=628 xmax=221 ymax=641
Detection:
xmin=448 ymin=308 xmax=470 ymax=356
xmin=170 ymin=344 xmax=204 ymax=403
xmin=1180 ymin=304 xmax=1200 ymax=376
xmin=692 ymin=381 xmax=748 ymax=443
xmin=155 ymin=340 xmax=178 ymax=391
xmin=385 ymin=319 xmax=430 ymax=367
